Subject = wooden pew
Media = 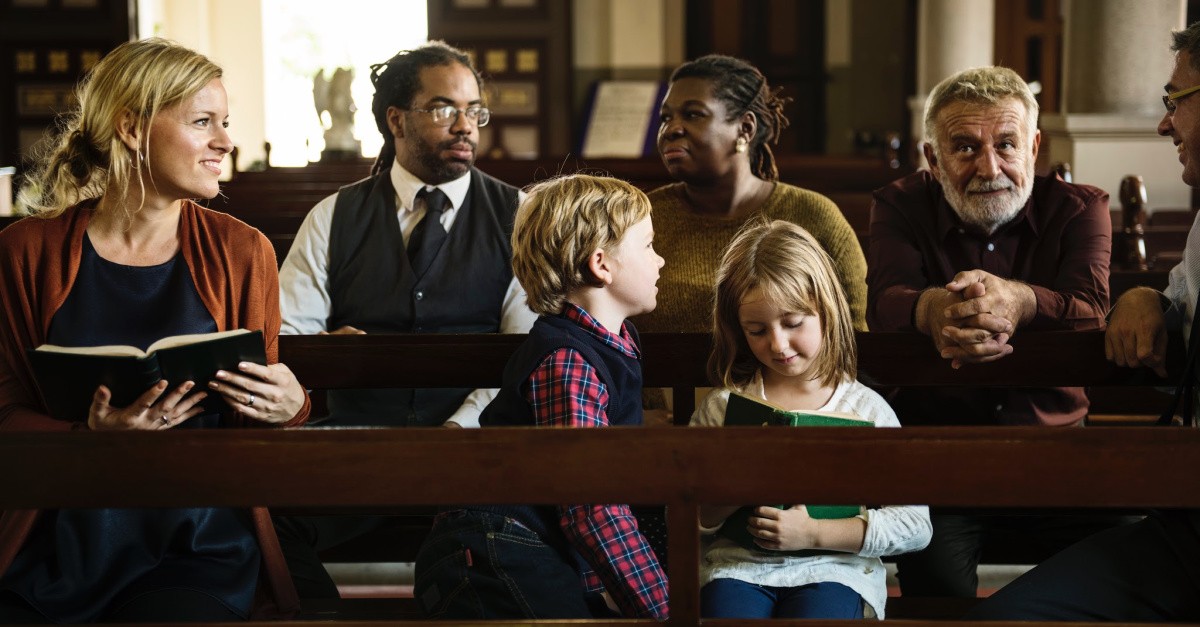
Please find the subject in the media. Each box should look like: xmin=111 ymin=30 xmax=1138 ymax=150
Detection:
xmin=206 ymin=155 xmax=905 ymax=266
xmin=282 ymin=332 xmax=1182 ymax=575
xmin=212 ymin=155 xmax=904 ymax=208
xmin=279 ymin=331 xmax=1184 ymax=423
xmin=1148 ymin=208 xmax=1198 ymax=225
xmin=4 ymin=430 xmax=1199 ymax=627
xmin=228 ymin=154 xmax=907 ymax=193
xmin=1111 ymin=174 xmax=1193 ymax=271
xmin=229 ymin=158 xmax=373 ymax=183
xmin=1 ymin=330 xmax=1194 ymax=626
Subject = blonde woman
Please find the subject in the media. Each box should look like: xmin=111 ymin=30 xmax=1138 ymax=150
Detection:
xmin=0 ymin=39 xmax=308 ymax=621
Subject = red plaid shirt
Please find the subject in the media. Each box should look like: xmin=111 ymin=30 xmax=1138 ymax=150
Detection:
xmin=524 ymin=303 xmax=669 ymax=619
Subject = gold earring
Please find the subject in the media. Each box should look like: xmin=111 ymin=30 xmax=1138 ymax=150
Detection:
xmin=735 ymin=136 xmax=748 ymax=153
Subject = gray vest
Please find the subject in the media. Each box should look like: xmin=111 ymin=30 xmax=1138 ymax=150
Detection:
xmin=324 ymin=168 xmax=519 ymax=426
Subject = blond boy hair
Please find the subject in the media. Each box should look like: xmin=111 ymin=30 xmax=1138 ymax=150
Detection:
xmin=512 ymin=174 xmax=652 ymax=315
xmin=710 ymin=219 xmax=857 ymax=389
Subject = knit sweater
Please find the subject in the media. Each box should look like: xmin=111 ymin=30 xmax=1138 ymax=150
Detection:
xmin=635 ymin=182 xmax=868 ymax=333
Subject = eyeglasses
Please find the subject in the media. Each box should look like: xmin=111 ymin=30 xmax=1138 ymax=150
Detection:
xmin=1163 ymin=84 xmax=1200 ymax=113
xmin=408 ymin=105 xmax=491 ymax=127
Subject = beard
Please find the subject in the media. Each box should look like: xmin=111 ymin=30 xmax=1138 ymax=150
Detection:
xmin=938 ymin=160 xmax=1035 ymax=235
xmin=408 ymin=133 xmax=476 ymax=184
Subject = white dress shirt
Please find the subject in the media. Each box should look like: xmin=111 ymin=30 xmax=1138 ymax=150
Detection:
xmin=1165 ymin=210 xmax=1200 ymax=347
xmin=278 ymin=160 xmax=537 ymax=427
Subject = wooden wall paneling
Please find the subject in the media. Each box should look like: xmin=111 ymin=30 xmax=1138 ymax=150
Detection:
xmin=994 ymin=0 xmax=1062 ymax=113
xmin=685 ymin=0 xmax=827 ymax=154
xmin=0 ymin=0 xmax=133 ymax=176
xmin=427 ymin=0 xmax=571 ymax=158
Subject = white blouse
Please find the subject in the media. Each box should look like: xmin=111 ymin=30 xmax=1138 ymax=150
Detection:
xmin=689 ymin=373 xmax=932 ymax=619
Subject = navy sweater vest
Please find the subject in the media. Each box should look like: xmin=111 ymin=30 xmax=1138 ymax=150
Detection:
xmin=476 ymin=314 xmax=644 ymax=542
xmin=325 ymin=168 xmax=519 ymax=425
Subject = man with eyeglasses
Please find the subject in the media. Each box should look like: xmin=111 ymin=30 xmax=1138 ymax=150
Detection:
xmin=274 ymin=41 xmax=534 ymax=598
xmin=968 ymin=22 xmax=1200 ymax=622
xmin=280 ymin=40 xmax=533 ymax=430
xmin=867 ymin=66 xmax=1125 ymax=600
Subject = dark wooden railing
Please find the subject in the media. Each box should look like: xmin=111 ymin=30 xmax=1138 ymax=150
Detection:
xmin=0 ymin=330 xmax=1193 ymax=625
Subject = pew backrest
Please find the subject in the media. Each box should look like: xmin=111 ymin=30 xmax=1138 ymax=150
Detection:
xmin=0 ymin=330 xmax=1191 ymax=626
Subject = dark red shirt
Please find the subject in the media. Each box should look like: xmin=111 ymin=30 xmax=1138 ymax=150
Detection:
xmin=867 ymin=171 xmax=1111 ymax=426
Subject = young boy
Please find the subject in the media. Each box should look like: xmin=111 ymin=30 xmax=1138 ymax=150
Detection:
xmin=413 ymin=174 xmax=669 ymax=620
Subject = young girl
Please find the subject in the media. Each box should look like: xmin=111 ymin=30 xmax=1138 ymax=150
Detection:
xmin=691 ymin=220 xmax=931 ymax=620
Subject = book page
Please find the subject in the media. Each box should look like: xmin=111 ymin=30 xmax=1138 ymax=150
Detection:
xmin=34 ymin=329 xmax=252 ymax=358
xmin=34 ymin=343 xmax=146 ymax=357
xmin=146 ymin=329 xmax=250 ymax=354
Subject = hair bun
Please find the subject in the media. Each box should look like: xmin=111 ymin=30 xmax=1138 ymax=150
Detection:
xmin=65 ymin=128 xmax=102 ymax=180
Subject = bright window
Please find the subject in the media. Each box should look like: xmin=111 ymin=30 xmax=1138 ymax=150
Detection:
xmin=261 ymin=0 xmax=427 ymax=165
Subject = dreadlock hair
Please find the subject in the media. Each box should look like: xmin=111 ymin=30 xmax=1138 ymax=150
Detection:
xmin=367 ymin=40 xmax=480 ymax=177
xmin=669 ymin=54 xmax=791 ymax=181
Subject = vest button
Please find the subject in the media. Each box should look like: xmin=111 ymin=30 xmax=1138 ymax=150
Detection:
xmin=415 ymin=290 xmax=424 ymax=301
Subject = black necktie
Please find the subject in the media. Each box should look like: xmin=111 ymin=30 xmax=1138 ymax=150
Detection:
xmin=408 ymin=188 xmax=448 ymax=276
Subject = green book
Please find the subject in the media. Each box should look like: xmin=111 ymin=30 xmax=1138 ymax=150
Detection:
xmin=724 ymin=391 xmax=873 ymax=429
xmin=28 ymin=329 xmax=266 ymax=421
xmin=719 ymin=392 xmax=872 ymax=554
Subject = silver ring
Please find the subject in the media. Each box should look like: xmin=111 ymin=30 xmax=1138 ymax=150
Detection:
xmin=245 ymin=393 xmax=256 ymax=408
xmin=161 ymin=414 xmax=170 ymax=423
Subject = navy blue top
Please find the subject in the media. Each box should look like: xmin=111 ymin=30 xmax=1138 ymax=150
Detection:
xmin=0 ymin=235 xmax=260 ymax=621
xmin=473 ymin=313 xmax=644 ymax=548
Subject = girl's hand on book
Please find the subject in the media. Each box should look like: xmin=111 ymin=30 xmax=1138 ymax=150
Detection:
xmin=749 ymin=505 xmax=818 ymax=551
xmin=210 ymin=361 xmax=305 ymax=424
xmin=751 ymin=505 xmax=867 ymax=553
xmin=86 ymin=380 xmax=208 ymax=431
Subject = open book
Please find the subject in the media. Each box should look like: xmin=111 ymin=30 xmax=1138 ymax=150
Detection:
xmin=29 ymin=329 xmax=266 ymax=421
xmin=719 ymin=391 xmax=873 ymax=555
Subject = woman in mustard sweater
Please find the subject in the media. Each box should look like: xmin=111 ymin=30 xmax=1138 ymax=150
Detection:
xmin=639 ymin=55 xmax=867 ymax=334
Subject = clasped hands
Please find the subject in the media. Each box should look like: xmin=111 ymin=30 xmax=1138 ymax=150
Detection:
xmin=918 ymin=270 xmax=1036 ymax=369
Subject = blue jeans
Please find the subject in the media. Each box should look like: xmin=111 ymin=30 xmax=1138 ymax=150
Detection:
xmin=414 ymin=509 xmax=593 ymax=620
xmin=701 ymin=578 xmax=863 ymax=619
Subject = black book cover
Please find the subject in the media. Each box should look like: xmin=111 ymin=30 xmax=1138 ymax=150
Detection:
xmin=28 ymin=329 xmax=266 ymax=421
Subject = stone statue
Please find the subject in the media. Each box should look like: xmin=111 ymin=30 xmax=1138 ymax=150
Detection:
xmin=313 ymin=67 xmax=361 ymax=160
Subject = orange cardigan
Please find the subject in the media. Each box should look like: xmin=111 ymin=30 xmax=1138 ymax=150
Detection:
xmin=0 ymin=199 xmax=309 ymax=617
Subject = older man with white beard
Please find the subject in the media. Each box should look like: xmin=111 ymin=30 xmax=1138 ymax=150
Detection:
xmin=866 ymin=66 xmax=1126 ymax=598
